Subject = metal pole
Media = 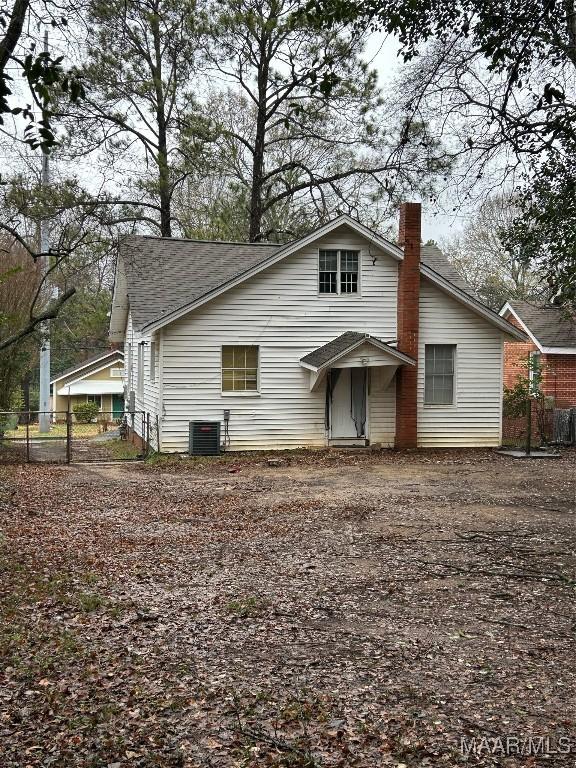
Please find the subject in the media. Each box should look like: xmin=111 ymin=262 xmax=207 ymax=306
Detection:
xmin=26 ymin=415 xmax=30 ymax=463
xmin=38 ymin=29 xmax=51 ymax=435
xmin=66 ymin=412 xmax=72 ymax=464
xmin=526 ymin=397 xmax=532 ymax=456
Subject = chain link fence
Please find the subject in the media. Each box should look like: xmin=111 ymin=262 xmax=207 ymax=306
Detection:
xmin=0 ymin=410 xmax=159 ymax=463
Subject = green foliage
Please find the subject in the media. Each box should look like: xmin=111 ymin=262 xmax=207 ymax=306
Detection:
xmin=503 ymin=355 xmax=544 ymax=418
xmin=72 ymin=401 xmax=100 ymax=423
xmin=503 ymin=378 xmax=530 ymax=418
xmin=51 ymin=288 xmax=112 ymax=375
xmin=1 ymin=6 xmax=85 ymax=151
xmin=503 ymin=143 xmax=576 ymax=310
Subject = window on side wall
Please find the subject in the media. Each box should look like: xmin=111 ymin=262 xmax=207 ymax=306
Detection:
xmin=137 ymin=344 xmax=144 ymax=399
xmin=319 ymin=249 xmax=359 ymax=294
xmin=424 ymin=345 xmax=455 ymax=405
xmin=150 ymin=340 xmax=156 ymax=383
xmin=222 ymin=346 xmax=259 ymax=392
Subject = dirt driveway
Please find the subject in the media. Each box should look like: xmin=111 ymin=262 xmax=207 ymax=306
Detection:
xmin=1 ymin=448 xmax=575 ymax=767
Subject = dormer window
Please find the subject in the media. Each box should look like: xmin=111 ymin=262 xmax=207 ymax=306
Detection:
xmin=319 ymin=250 xmax=359 ymax=294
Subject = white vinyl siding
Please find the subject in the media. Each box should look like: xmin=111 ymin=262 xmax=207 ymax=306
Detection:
xmin=418 ymin=279 xmax=504 ymax=447
xmin=126 ymin=343 xmax=133 ymax=391
xmin=124 ymin=313 xmax=162 ymax=431
xmin=160 ymin=226 xmax=398 ymax=451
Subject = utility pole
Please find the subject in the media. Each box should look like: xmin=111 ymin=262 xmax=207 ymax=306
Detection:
xmin=38 ymin=28 xmax=51 ymax=434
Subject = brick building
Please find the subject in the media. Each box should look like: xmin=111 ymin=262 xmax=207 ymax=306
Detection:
xmin=499 ymin=301 xmax=576 ymax=408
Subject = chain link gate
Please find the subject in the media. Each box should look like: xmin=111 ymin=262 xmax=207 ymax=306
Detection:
xmin=1 ymin=410 xmax=156 ymax=463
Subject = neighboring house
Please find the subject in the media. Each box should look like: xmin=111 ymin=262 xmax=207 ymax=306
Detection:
xmin=109 ymin=205 xmax=525 ymax=452
xmin=499 ymin=301 xmax=576 ymax=407
xmin=50 ymin=350 xmax=125 ymax=418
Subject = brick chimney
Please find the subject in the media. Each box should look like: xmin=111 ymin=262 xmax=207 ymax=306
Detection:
xmin=395 ymin=202 xmax=421 ymax=449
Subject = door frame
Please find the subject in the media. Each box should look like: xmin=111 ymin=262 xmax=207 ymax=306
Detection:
xmin=328 ymin=367 xmax=370 ymax=442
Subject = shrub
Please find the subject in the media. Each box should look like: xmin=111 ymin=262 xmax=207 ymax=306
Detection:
xmin=503 ymin=377 xmax=529 ymax=417
xmin=73 ymin=401 xmax=100 ymax=423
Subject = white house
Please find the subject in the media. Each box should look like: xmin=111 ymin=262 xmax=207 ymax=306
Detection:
xmin=109 ymin=205 xmax=526 ymax=452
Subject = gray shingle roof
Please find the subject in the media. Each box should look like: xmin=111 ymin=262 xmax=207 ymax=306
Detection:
xmin=51 ymin=349 xmax=123 ymax=383
xmin=300 ymin=331 xmax=413 ymax=369
xmin=121 ymin=236 xmax=281 ymax=331
xmin=119 ymin=233 xmax=483 ymax=332
xmin=420 ymin=243 xmax=475 ymax=294
xmin=507 ymin=301 xmax=576 ymax=347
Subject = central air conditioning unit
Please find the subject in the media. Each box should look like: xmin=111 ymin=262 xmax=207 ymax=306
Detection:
xmin=189 ymin=421 xmax=221 ymax=455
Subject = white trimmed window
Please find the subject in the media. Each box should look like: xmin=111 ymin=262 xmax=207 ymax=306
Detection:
xmin=110 ymin=367 xmax=123 ymax=378
xmin=150 ymin=340 xmax=157 ymax=383
xmin=319 ymin=250 xmax=359 ymax=294
xmin=137 ymin=344 xmax=144 ymax=399
xmin=87 ymin=394 xmax=102 ymax=410
xmin=424 ymin=345 xmax=455 ymax=405
xmin=222 ymin=345 xmax=259 ymax=392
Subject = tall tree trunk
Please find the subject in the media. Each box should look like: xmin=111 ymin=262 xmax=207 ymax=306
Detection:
xmin=151 ymin=8 xmax=172 ymax=238
xmin=248 ymin=25 xmax=271 ymax=242
xmin=249 ymin=110 xmax=266 ymax=242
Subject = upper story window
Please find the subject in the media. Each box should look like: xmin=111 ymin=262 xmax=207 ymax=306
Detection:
xmin=319 ymin=249 xmax=359 ymax=294
xmin=424 ymin=345 xmax=455 ymax=405
xmin=222 ymin=345 xmax=259 ymax=392
xmin=110 ymin=367 xmax=123 ymax=378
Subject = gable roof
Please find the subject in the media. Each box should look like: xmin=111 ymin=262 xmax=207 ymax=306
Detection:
xmin=500 ymin=300 xmax=576 ymax=351
xmin=51 ymin=349 xmax=124 ymax=385
xmin=110 ymin=214 xmax=525 ymax=341
xmin=300 ymin=331 xmax=415 ymax=371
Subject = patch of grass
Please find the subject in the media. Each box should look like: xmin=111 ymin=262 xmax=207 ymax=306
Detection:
xmin=77 ymin=591 xmax=106 ymax=612
xmin=99 ymin=438 xmax=143 ymax=459
xmin=226 ymin=595 xmax=269 ymax=618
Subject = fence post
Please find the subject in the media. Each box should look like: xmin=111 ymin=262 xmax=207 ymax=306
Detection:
xmin=146 ymin=413 xmax=150 ymax=457
xmin=26 ymin=414 xmax=30 ymax=463
xmin=156 ymin=414 xmax=160 ymax=454
xmin=66 ymin=412 xmax=72 ymax=464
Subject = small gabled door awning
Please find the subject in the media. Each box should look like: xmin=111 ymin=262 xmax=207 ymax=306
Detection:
xmin=300 ymin=331 xmax=415 ymax=391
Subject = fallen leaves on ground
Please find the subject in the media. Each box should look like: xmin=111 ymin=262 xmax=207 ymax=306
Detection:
xmin=0 ymin=448 xmax=575 ymax=767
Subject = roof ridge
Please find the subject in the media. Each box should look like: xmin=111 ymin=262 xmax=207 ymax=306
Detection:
xmin=123 ymin=235 xmax=283 ymax=247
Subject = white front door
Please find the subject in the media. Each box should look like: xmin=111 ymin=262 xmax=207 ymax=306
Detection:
xmin=330 ymin=368 xmax=367 ymax=439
